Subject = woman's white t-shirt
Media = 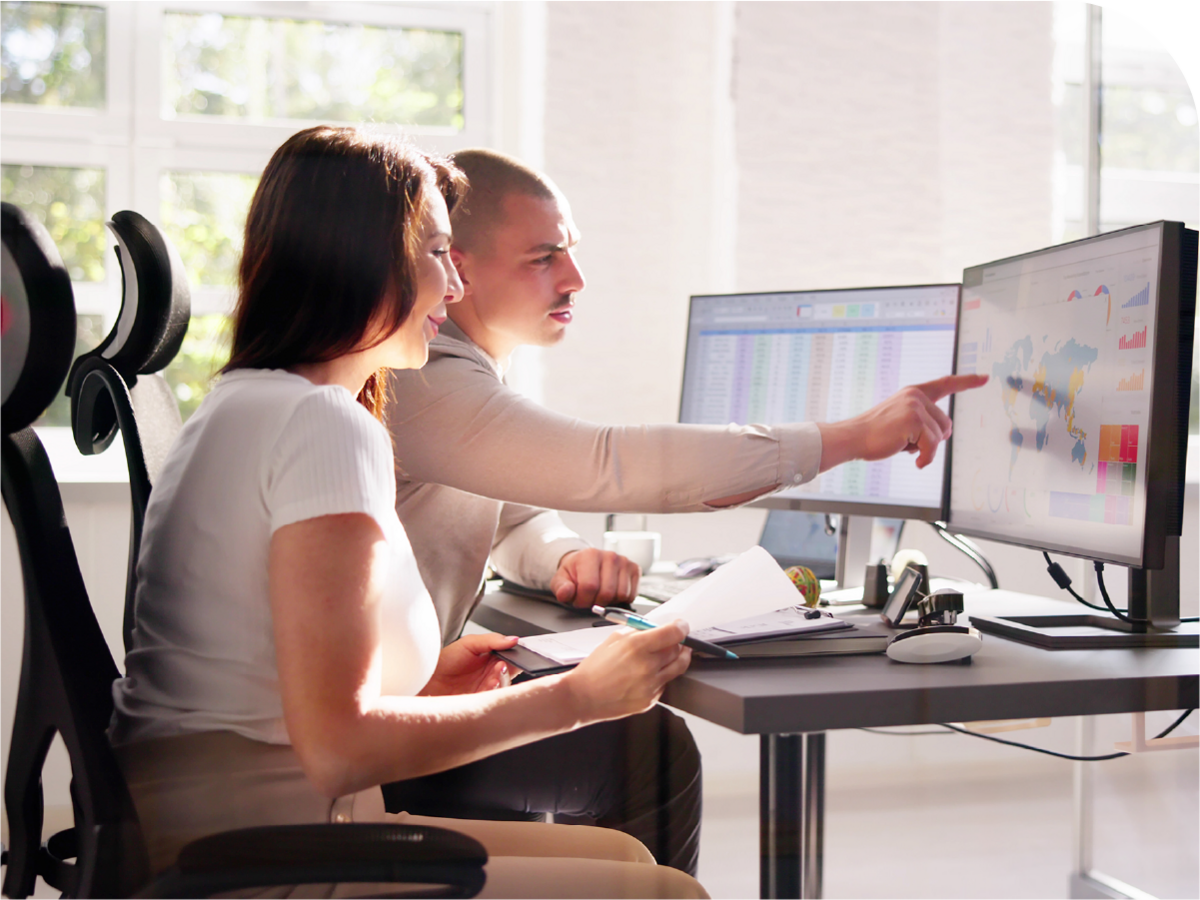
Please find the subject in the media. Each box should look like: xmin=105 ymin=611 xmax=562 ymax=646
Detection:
xmin=111 ymin=369 xmax=442 ymax=746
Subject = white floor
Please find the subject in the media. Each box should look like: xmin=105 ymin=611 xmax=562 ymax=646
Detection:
xmin=5 ymin=714 xmax=1196 ymax=899
xmin=690 ymin=715 xmax=1199 ymax=900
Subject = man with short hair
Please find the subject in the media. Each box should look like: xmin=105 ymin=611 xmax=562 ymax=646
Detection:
xmin=380 ymin=149 xmax=985 ymax=873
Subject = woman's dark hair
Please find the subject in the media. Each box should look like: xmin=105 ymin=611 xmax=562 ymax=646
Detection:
xmin=224 ymin=125 xmax=465 ymax=419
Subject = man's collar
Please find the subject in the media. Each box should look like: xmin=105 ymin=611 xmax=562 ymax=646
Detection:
xmin=438 ymin=318 xmax=506 ymax=378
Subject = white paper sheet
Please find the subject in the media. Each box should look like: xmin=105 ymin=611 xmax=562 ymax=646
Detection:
xmin=642 ymin=545 xmax=800 ymax=630
xmin=515 ymin=546 xmax=805 ymax=665
xmin=518 ymin=625 xmax=621 ymax=664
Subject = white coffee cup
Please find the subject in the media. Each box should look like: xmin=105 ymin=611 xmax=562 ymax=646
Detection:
xmin=602 ymin=530 xmax=661 ymax=574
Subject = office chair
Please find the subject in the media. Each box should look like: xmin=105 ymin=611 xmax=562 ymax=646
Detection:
xmin=66 ymin=210 xmax=190 ymax=653
xmin=1 ymin=202 xmax=489 ymax=898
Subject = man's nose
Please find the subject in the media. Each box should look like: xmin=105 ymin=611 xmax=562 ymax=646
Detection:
xmin=559 ymin=251 xmax=586 ymax=294
xmin=446 ymin=260 xmax=465 ymax=303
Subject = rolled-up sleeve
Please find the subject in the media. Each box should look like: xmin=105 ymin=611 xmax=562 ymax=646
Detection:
xmin=489 ymin=504 xmax=590 ymax=590
xmin=389 ymin=346 xmax=824 ymax=515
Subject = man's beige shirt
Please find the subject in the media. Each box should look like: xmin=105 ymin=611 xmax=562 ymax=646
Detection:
xmin=388 ymin=321 xmax=823 ymax=644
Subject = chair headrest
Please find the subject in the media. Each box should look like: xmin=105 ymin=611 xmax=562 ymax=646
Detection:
xmin=2 ymin=202 xmax=77 ymax=434
xmin=85 ymin=211 xmax=191 ymax=381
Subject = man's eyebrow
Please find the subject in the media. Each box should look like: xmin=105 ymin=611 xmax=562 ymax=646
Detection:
xmin=526 ymin=242 xmax=569 ymax=254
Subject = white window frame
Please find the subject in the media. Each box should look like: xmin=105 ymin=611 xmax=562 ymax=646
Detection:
xmin=3 ymin=0 xmax=495 ymax=319
xmin=1050 ymin=1 xmax=1199 ymax=238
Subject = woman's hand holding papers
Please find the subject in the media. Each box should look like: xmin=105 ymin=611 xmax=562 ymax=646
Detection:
xmin=564 ymin=620 xmax=693 ymax=723
xmin=419 ymin=633 xmax=519 ymax=696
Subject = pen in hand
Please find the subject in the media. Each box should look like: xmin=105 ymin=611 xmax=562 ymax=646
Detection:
xmin=592 ymin=606 xmax=739 ymax=660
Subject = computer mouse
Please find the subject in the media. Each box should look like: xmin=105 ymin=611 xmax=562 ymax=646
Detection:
xmin=675 ymin=557 xmax=718 ymax=578
xmin=885 ymin=625 xmax=982 ymax=664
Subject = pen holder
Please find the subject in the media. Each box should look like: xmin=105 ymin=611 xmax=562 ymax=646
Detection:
xmin=862 ymin=562 xmax=890 ymax=609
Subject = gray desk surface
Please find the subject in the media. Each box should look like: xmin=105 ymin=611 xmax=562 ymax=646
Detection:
xmin=472 ymin=588 xmax=1199 ymax=735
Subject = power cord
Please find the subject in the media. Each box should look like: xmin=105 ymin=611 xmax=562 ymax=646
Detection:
xmin=1092 ymin=561 xmax=1135 ymax=624
xmin=931 ymin=522 xmax=999 ymax=589
xmin=1093 ymin=560 xmax=1199 ymax=624
xmin=860 ymin=709 xmax=1195 ymax=762
xmin=1044 ymin=555 xmax=1198 ymax=624
xmin=1042 ymin=551 xmax=1122 ymax=614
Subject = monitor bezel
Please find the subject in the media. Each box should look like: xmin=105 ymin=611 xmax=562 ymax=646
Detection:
xmin=945 ymin=221 xmax=1195 ymax=571
xmin=680 ymin=283 xmax=963 ymax=523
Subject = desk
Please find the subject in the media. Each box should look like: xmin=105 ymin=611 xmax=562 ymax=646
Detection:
xmin=471 ymin=588 xmax=1199 ymax=899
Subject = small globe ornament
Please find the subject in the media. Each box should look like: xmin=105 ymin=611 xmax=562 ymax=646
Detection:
xmin=785 ymin=565 xmax=821 ymax=607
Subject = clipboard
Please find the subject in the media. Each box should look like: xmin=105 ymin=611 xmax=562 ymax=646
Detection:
xmin=492 ymin=643 xmax=576 ymax=677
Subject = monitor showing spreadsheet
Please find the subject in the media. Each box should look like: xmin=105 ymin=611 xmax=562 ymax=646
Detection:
xmin=678 ymin=284 xmax=961 ymax=519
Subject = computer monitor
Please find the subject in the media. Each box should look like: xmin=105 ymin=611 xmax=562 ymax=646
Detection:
xmin=679 ymin=284 xmax=961 ymax=521
xmin=947 ymin=221 xmax=1196 ymax=642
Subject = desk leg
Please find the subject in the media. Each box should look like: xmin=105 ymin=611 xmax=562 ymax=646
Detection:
xmin=760 ymin=732 xmax=825 ymax=899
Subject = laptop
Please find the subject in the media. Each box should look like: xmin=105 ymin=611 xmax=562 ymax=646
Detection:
xmin=638 ymin=510 xmax=841 ymax=603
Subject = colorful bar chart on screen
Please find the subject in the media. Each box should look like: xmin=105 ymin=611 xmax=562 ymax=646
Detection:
xmin=1118 ymin=327 xmax=1147 ymax=350
xmin=1117 ymin=370 xmax=1145 ymax=392
xmin=1121 ymin=283 xmax=1150 ymax=308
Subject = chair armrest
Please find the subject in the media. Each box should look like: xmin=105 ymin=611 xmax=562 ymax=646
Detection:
xmin=137 ymin=823 xmax=487 ymax=898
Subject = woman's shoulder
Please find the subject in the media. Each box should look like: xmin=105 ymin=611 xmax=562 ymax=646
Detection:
xmin=216 ymin=370 xmax=379 ymax=429
xmin=200 ymin=369 xmax=391 ymax=468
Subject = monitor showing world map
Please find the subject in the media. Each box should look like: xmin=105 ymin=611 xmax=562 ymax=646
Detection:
xmin=947 ymin=222 xmax=1192 ymax=568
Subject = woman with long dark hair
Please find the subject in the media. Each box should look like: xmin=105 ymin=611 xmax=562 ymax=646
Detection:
xmin=110 ymin=125 xmax=705 ymax=898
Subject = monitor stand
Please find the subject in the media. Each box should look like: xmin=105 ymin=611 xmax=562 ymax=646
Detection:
xmin=833 ymin=515 xmax=873 ymax=590
xmin=969 ymin=536 xmax=1198 ymax=649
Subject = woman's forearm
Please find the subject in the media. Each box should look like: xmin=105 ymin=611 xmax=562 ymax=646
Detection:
xmin=288 ymin=672 xmax=584 ymax=798
xmin=271 ymin=513 xmax=690 ymax=799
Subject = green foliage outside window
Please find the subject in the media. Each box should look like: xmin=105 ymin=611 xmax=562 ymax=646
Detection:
xmin=1 ymin=1 xmax=105 ymax=107
xmin=160 ymin=170 xmax=259 ymax=287
xmin=1102 ymin=87 xmax=1198 ymax=173
xmin=1 ymin=163 xmax=106 ymax=281
xmin=163 ymin=11 xmax=463 ymax=129
xmin=34 ymin=313 xmax=105 ymax=427
xmin=34 ymin=314 xmax=231 ymax=428
xmin=163 ymin=313 xmax=232 ymax=421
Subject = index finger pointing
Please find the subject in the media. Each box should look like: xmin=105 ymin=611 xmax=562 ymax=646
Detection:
xmin=916 ymin=373 xmax=989 ymax=403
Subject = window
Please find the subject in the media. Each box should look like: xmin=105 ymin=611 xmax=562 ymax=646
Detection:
xmin=162 ymin=11 xmax=464 ymax=129
xmin=1 ymin=1 xmax=105 ymax=107
xmin=2 ymin=0 xmax=491 ymax=443
xmin=1051 ymin=2 xmax=1198 ymax=438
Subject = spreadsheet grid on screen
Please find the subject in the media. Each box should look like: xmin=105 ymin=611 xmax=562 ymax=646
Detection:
xmin=678 ymin=285 xmax=960 ymax=514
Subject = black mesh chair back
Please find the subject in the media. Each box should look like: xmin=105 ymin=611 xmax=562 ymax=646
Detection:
xmin=67 ymin=210 xmax=190 ymax=652
xmin=2 ymin=202 xmax=487 ymax=897
xmin=2 ymin=201 xmax=154 ymax=897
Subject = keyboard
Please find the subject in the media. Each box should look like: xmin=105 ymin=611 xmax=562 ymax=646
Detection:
xmin=637 ymin=576 xmax=701 ymax=604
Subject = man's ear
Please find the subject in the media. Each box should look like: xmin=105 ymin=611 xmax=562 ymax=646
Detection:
xmin=450 ymin=246 xmax=471 ymax=291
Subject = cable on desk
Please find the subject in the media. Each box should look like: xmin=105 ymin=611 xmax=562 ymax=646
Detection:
xmin=931 ymin=522 xmax=999 ymax=589
xmin=939 ymin=724 xmax=1125 ymax=760
xmin=1092 ymin=561 xmax=1140 ymax=624
xmin=1044 ymin=556 xmax=1197 ymax=623
xmin=1042 ymin=551 xmax=1117 ymax=613
xmin=857 ymin=727 xmax=954 ymax=737
xmin=939 ymin=709 xmax=1195 ymax=762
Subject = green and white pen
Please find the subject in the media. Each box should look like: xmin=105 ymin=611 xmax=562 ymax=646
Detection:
xmin=592 ymin=606 xmax=739 ymax=660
